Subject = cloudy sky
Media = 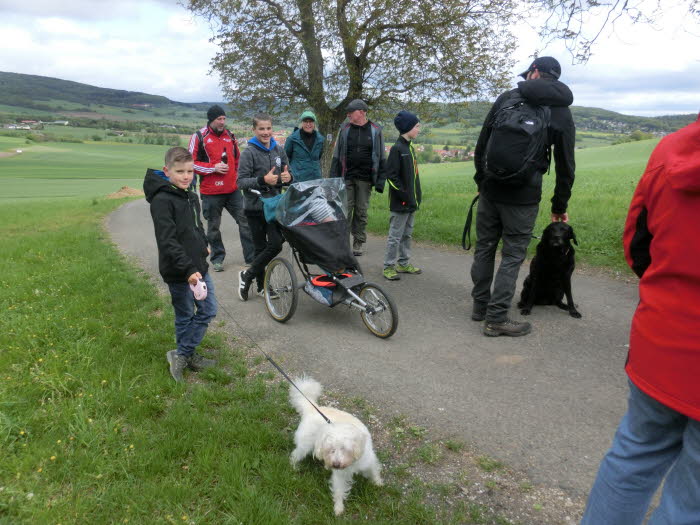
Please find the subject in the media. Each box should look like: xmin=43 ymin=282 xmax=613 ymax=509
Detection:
xmin=0 ymin=0 xmax=697 ymax=116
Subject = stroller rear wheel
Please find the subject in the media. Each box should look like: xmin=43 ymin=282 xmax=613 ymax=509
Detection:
xmin=264 ymin=257 xmax=298 ymax=323
xmin=358 ymin=283 xmax=398 ymax=338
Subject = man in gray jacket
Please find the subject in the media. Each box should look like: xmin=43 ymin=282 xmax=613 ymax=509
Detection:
xmin=330 ymin=99 xmax=387 ymax=256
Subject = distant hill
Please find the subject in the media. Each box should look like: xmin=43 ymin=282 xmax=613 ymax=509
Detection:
xmin=0 ymin=71 xmax=695 ymax=134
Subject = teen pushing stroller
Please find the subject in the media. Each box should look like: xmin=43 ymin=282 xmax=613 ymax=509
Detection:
xmin=260 ymin=178 xmax=398 ymax=338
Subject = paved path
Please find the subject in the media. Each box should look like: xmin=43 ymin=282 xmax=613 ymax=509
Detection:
xmin=107 ymin=199 xmax=638 ymax=497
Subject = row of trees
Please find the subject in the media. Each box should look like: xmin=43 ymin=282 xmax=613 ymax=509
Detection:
xmin=187 ymin=0 xmax=698 ymax=169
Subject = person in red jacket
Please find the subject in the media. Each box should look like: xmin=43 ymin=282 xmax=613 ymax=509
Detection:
xmin=581 ymin=116 xmax=700 ymax=525
xmin=189 ymin=105 xmax=254 ymax=272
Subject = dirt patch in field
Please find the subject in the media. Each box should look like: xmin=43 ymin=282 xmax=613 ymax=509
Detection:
xmin=107 ymin=186 xmax=144 ymax=199
xmin=0 ymin=151 xmax=20 ymax=158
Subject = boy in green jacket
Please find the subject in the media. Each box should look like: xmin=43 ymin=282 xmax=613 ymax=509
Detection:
xmin=383 ymin=111 xmax=423 ymax=281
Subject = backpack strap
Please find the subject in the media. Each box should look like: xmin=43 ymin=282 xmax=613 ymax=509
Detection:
xmin=462 ymin=194 xmax=480 ymax=251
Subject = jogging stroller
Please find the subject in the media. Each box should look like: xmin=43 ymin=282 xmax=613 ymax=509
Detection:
xmin=260 ymin=178 xmax=398 ymax=338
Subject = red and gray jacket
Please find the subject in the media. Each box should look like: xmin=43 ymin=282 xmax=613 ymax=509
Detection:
xmin=188 ymin=126 xmax=241 ymax=195
xmin=623 ymin=116 xmax=700 ymax=420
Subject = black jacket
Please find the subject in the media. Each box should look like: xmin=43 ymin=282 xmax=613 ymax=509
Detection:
xmin=386 ymin=136 xmax=422 ymax=212
xmin=143 ymin=169 xmax=209 ymax=283
xmin=474 ymin=78 xmax=576 ymax=213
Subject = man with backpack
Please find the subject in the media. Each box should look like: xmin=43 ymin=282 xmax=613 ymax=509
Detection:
xmin=470 ymin=56 xmax=576 ymax=337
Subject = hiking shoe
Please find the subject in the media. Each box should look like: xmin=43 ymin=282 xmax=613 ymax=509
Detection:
xmin=166 ymin=350 xmax=187 ymax=383
xmin=483 ymin=319 xmax=532 ymax=337
xmin=238 ymin=270 xmax=252 ymax=301
xmin=396 ymin=263 xmax=422 ymax=274
xmin=383 ymin=267 xmax=400 ymax=281
xmin=187 ymin=353 xmax=216 ymax=372
xmin=352 ymin=240 xmax=364 ymax=256
xmin=212 ymin=262 xmax=224 ymax=272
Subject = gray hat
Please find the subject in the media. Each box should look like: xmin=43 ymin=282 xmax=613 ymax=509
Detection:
xmin=345 ymin=99 xmax=369 ymax=112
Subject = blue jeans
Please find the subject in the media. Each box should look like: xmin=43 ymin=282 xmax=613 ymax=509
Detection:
xmin=581 ymin=381 xmax=700 ymax=525
xmin=167 ymin=272 xmax=217 ymax=358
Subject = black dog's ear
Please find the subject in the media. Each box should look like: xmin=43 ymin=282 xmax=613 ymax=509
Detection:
xmin=570 ymin=229 xmax=578 ymax=246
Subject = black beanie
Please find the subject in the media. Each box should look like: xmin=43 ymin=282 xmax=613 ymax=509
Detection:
xmin=394 ymin=110 xmax=419 ymax=134
xmin=207 ymin=105 xmax=226 ymax=124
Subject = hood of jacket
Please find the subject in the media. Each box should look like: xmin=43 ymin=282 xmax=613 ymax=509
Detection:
xmin=663 ymin=118 xmax=700 ymax=192
xmin=144 ymin=168 xmax=187 ymax=203
xmin=517 ymin=78 xmax=573 ymax=107
xmin=248 ymin=136 xmax=278 ymax=152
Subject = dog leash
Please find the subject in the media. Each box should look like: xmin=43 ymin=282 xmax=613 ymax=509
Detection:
xmin=462 ymin=194 xmax=479 ymax=250
xmin=216 ymin=299 xmax=332 ymax=424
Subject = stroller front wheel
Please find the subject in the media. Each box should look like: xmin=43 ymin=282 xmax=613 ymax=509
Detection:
xmin=263 ymin=257 xmax=298 ymax=323
xmin=358 ymin=283 xmax=398 ymax=338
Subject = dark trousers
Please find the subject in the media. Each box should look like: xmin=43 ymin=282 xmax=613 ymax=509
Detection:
xmin=345 ymin=178 xmax=372 ymax=245
xmin=201 ymin=191 xmax=255 ymax=265
xmin=470 ymin=194 xmax=538 ymax=322
xmin=246 ymin=214 xmax=284 ymax=282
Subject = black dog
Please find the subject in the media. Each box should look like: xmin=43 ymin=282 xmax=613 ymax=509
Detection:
xmin=517 ymin=222 xmax=582 ymax=318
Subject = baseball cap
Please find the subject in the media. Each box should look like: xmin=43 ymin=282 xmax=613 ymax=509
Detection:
xmin=519 ymin=56 xmax=561 ymax=79
xmin=345 ymin=99 xmax=369 ymax=112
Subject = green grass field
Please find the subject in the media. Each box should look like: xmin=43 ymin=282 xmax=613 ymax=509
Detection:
xmin=367 ymin=138 xmax=658 ymax=271
xmin=0 ymin=197 xmax=517 ymax=524
xmin=0 ymin=136 xmax=657 ymax=269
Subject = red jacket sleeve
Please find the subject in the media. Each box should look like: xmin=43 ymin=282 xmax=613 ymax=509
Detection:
xmin=188 ymin=132 xmax=216 ymax=177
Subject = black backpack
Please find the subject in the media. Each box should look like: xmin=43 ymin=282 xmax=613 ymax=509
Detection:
xmin=484 ymin=93 xmax=551 ymax=186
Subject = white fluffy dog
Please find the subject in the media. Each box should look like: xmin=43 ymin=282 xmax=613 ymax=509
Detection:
xmin=289 ymin=377 xmax=383 ymax=515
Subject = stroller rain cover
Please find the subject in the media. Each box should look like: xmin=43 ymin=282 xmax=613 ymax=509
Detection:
xmin=275 ymin=178 xmax=358 ymax=272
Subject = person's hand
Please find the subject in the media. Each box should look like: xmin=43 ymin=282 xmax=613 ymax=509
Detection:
xmin=188 ymin=272 xmax=202 ymax=285
xmin=551 ymin=212 xmax=569 ymax=222
xmin=263 ymin=167 xmax=278 ymax=185
xmin=280 ymin=165 xmax=291 ymax=183
xmin=214 ymin=162 xmax=228 ymax=174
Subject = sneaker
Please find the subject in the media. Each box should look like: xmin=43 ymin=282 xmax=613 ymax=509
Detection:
xmin=352 ymin=240 xmax=364 ymax=256
xmin=383 ymin=266 xmax=400 ymax=281
xmin=187 ymin=353 xmax=216 ymax=371
xmin=483 ymin=319 xmax=532 ymax=337
xmin=238 ymin=270 xmax=252 ymax=301
xmin=256 ymin=279 xmax=265 ymax=297
xmin=166 ymin=350 xmax=188 ymax=383
xmin=396 ymin=263 xmax=422 ymax=274
xmin=212 ymin=262 xmax=224 ymax=272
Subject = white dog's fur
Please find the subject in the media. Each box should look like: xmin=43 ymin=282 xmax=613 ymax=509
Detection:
xmin=289 ymin=377 xmax=383 ymax=515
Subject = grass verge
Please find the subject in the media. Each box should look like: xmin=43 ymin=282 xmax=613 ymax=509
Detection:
xmin=1 ymin=198 xmax=525 ymax=524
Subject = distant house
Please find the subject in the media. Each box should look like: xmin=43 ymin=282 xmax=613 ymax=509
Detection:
xmin=131 ymin=104 xmax=152 ymax=109
xmin=21 ymin=120 xmax=38 ymax=124
xmin=53 ymin=121 xmax=69 ymax=126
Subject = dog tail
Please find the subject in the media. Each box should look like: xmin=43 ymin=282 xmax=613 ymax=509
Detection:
xmin=289 ymin=376 xmax=323 ymax=415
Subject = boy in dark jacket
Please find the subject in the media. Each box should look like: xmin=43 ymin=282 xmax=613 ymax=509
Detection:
xmin=383 ymin=111 xmax=423 ymax=281
xmin=236 ymin=114 xmax=292 ymax=301
xmin=144 ymin=147 xmax=217 ymax=383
